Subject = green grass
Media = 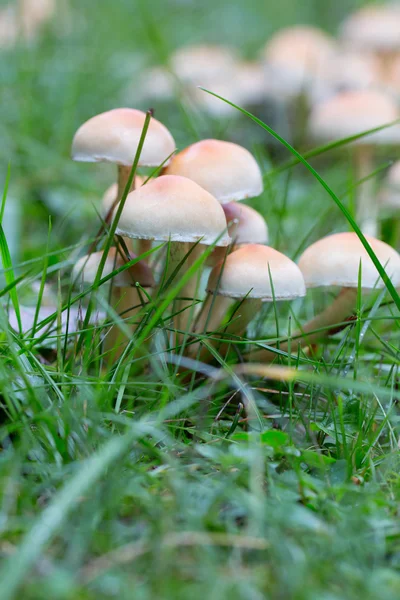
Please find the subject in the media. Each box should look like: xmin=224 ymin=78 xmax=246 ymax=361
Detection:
xmin=1 ymin=0 xmax=400 ymax=598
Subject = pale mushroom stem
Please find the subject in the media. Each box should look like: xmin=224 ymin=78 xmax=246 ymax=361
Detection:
xmin=378 ymin=50 xmax=398 ymax=84
xmin=161 ymin=243 xmax=205 ymax=347
xmin=249 ymin=287 xmax=358 ymax=361
xmin=117 ymin=166 xmax=153 ymax=260
xmin=354 ymin=145 xmax=378 ymax=237
xmin=191 ymin=295 xmax=262 ymax=358
xmin=103 ymin=286 xmax=144 ymax=362
xmin=117 ymin=165 xmax=136 ymax=200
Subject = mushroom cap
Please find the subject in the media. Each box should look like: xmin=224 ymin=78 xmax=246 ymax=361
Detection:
xmin=114 ymin=175 xmax=231 ymax=246
xmin=298 ymin=232 xmax=400 ymax=289
xmin=265 ymin=25 xmax=336 ymax=69
xmin=308 ymin=51 xmax=381 ymax=105
xmin=263 ymin=26 xmax=336 ymax=98
xmin=164 ymin=139 xmax=263 ymax=203
xmin=73 ymin=248 xmax=155 ymax=288
xmin=71 ymin=108 xmax=176 ymax=167
xmin=101 ymin=176 xmax=144 ymax=217
xmin=207 ymin=244 xmax=306 ymax=301
xmin=340 ymin=5 xmax=400 ymax=52
xmin=171 ymin=44 xmax=238 ymax=84
xmin=223 ymin=202 xmax=268 ymax=245
xmin=308 ymin=90 xmax=400 ymax=145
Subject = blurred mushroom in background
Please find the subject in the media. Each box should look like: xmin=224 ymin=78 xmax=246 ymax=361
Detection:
xmin=340 ymin=4 xmax=400 ymax=84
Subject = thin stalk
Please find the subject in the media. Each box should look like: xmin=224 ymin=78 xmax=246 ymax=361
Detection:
xmin=249 ymin=288 xmax=358 ymax=361
xmin=104 ymin=286 xmax=144 ymax=362
xmin=354 ymin=145 xmax=377 ymax=237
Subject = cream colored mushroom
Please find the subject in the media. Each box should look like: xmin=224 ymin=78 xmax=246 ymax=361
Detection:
xmin=72 ymin=108 xmax=176 ymax=200
xmin=308 ymin=90 xmax=400 ymax=236
xmin=113 ymin=175 xmax=230 ymax=342
xmin=73 ymin=248 xmax=155 ymax=361
xmin=165 ymin=139 xmax=263 ymax=204
xmin=251 ymin=232 xmax=400 ymax=361
xmin=192 ymin=244 xmax=305 ymax=358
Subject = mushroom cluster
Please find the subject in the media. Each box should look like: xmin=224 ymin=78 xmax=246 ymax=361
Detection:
xmin=128 ymin=3 xmax=400 ymax=239
xmin=70 ymin=105 xmax=400 ymax=366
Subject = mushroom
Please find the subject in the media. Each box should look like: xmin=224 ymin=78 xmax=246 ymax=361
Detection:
xmin=308 ymin=90 xmax=400 ymax=237
xmin=170 ymin=44 xmax=238 ymax=87
xmin=339 ymin=4 xmax=400 ymax=82
xmin=113 ymin=175 xmax=230 ymax=342
xmin=73 ymin=247 xmax=154 ymax=361
xmin=164 ymin=139 xmax=263 ymax=204
xmin=250 ymin=232 xmax=400 ymax=361
xmin=308 ymin=50 xmax=381 ymax=105
xmin=192 ymin=244 xmax=306 ymax=358
xmin=71 ymin=108 xmax=176 ymax=201
xmin=263 ymin=25 xmax=336 ymax=101
xmin=208 ymin=202 xmax=269 ymax=266
xmin=101 ymin=176 xmax=144 ymax=219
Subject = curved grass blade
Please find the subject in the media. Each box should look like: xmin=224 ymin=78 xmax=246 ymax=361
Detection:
xmin=199 ymin=88 xmax=400 ymax=312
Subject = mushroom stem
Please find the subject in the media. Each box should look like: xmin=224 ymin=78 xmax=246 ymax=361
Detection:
xmin=249 ymin=287 xmax=358 ymax=361
xmin=191 ymin=295 xmax=262 ymax=358
xmin=160 ymin=242 xmax=202 ymax=346
xmin=354 ymin=145 xmax=377 ymax=237
xmin=378 ymin=50 xmax=398 ymax=84
xmin=103 ymin=286 xmax=144 ymax=362
xmin=117 ymin=165 xmax=136 ymax=201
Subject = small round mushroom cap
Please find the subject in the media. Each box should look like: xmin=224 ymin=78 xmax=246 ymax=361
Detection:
xmin=308 ymin=90 xmax=400 ymax=145
xmin=171 ymin=44 xmax=238 ymax=84
xmin=164 ymin=139 xmax=263 ymax=203
xmin=101 ymin=176 xmax=144 ymax=217
xmin=298 ymin=232 xmax=400 ymax=289
xmin=340 ymin=5 xmax=400 ymax=52
xmin=263 ymin=26 xmax=336 ymax=98
xmin=207 ymin=244 xmax=306 ymax=300
xmin=223 ymin=202 xmax=268 ymax=245
xmin=71 ymin=108 xmax=176 ymax=167
xmin=114 ymin=175 xmax=231 ymax=246
xmin=73 ymin=248 xmax=155 ymax=288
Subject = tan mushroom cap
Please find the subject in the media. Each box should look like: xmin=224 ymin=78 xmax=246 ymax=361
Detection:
xmin=223 ymin=202 xmax=268 ymax=245
xmin=340 ymin=5 xmax=400 ymax=52
xmin=114 ymin=175 xmax=231 ymax=246
xmin=298 ymin=232 xmax=400 ymax=289
xmin=308 ymin=90 xmax=400 ymax=145
xmin=101 ymin=176 xmax=144 ymax=217
xmin=263 ymin=26 xmax=336 ymax=96
xmin=207 ymin=244 xmax=306 ymax=300
xmin=164 ymin=139 xmax=263 ymax=204
xmin=73 ymin=248 xmax=155 ymax=288
xmin=71 ymin=108 xmax=176 ymax=167
xmin=171 ymin=44 xmax=238 ymax=84
xmin=265 ymin=25 xmax=335 ymax=68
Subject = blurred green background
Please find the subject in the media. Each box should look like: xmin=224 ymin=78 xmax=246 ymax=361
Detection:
xmin=0 ymin=0 xmax=373 ymax=264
